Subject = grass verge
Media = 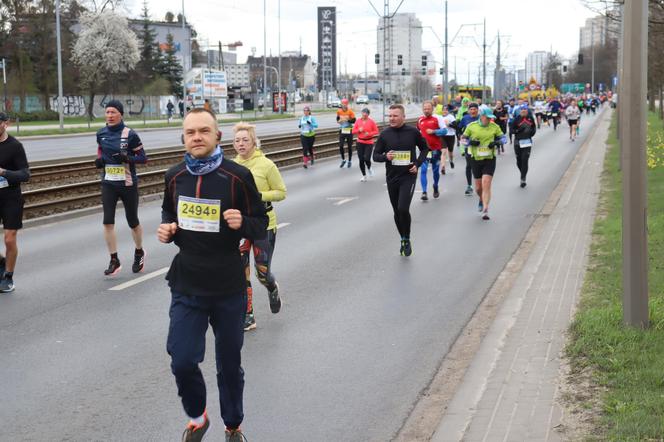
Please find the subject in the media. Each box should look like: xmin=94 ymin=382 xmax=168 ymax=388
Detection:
xmin=566 ymin=112 xmax=664 ymax=440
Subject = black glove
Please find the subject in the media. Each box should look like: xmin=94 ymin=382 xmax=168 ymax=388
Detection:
xmin=448 ymin=120 xmax=459 ymax=130
xmin=94 ymin=158 xmax=105 ymax=169
xmin=488 ymin=141 xmax=498 ymax=149
xmin=113 ymin=152 xmax=129 ymax=163
xmin=469 ymin=139 xmax=480 ymax=147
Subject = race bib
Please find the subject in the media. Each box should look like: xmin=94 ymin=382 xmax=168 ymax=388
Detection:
xmin=0 ymin=177 xmax=8 ymax=188
xmin=552 ymin=113 xmax=558 ymax=117
xmin=391 ymin=150 xmax=411 ymax=166
xmin=177 ymin=196 xmax=221 ymax=233
xmin=519 ymin=138 xmax=533 ymax=148
xmin=476 ymin=147 xmax=492 ymax=158
xmin=341 ymin=126 xmax=352 ymax=134
xmin=426 ymin=151 xmax=432 ymax=159
xmin=104 ymin=165 xmax=126 ymax=181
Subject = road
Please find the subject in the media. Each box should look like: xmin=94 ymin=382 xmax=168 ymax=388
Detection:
xmin=21 ymin=103 xmax=421 ymax=163
xmin=0 ymin=110 xmax=602 ymax=441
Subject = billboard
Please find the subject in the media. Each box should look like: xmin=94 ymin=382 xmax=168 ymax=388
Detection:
xmin=185 ymin=68 xmax=228 ymax=104
xmin=317 ymin=7 xmax=336 ymax=91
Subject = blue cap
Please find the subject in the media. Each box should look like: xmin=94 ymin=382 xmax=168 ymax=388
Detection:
xmin=519 ymin=104 xmax=530 ymax=112
xmin=478 ymin=105 xmax=496 ymax=119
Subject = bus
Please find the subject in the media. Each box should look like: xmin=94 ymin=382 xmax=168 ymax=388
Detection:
xmin=455 ymin=85 xmax=492 ymax=101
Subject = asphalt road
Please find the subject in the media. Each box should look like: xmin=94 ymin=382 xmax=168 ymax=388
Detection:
xmin=0 ymin=109 xmax=603 ymax=441
xmin=20 ymin=103 xmax=422 ymax=163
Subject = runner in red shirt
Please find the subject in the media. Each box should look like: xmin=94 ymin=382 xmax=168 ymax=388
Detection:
xmin=352 ymin=108 xmax=379 ymax=181
xmin=416 ymin=101 xmax=448 ymax=200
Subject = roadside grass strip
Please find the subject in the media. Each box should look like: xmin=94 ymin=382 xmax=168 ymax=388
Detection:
xmin=566 ymin=112 xmax=664 ymax=440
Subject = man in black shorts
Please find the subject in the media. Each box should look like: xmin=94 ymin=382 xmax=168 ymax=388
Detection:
xmin=95 ymin=100 xmax=148 ymax=276
xmin=0 ymin=112 xmax=30 ymax=293
xmin=373 ymin=104 xmax=429 ymax=256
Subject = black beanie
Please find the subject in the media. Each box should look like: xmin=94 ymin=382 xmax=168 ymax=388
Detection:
xmin=106 ymin=99 xmax=124 ymax=115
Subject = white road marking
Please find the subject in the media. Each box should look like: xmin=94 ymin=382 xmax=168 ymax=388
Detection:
xmin=276 ymin=222 xmax=291 ymax=229
xmin=108 ymin=267 xmax=169 ymax=291
xmin=326 ymin=196 xmax=359 ymax=206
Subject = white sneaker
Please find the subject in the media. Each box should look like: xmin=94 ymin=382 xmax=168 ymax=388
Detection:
xmin=368 ymin=168 xmax=374 ymax=177
xmin=360 ymin=176 xmax=367 ymax=182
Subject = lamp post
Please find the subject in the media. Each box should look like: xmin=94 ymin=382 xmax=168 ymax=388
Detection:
xmin=181 ymin=0 xmax=188 ymax=117
xmin=55 ymin=0 xmax=64 ymax=130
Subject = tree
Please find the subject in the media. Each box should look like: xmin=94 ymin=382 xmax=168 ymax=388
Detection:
xmin=164 ymin=11 xmax=174 ymax=22
xmin=542 ymin=53 xmax=564 ymax=90
xmin=72 ymin=9 xmax=139 ymax=117
xmin=136 ymin=1 xmax=159 ymax=87
xmin=159 ymin=33 xmax=183 ymax=98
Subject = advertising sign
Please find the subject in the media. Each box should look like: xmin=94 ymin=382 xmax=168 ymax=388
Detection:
xmin=317 ymin=7 xmax=336 ymax=91
xmin=185 ymin=68 xmax=228 ymax=106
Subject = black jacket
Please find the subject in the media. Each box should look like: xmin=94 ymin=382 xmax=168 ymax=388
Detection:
xmin=373 ymin=124 xmax=429 ymax=184
xmin=161 ymin=158 xmax=268 ymax=297
xmin=510 ymin=115 xmax=537 ymax=141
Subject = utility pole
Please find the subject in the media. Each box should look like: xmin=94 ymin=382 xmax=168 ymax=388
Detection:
xmin=181 ymin=0 xmax=187 ymax=117
xmin=482 ymin=17 xmax=486 ymax=103
xmin=55 ymin=0 xmax=64 ymax=130
xmin=591 ymin=19 xmax=595 ymax=94
xmin=218 ymin=41 xmax=223 ymax=71
xmin=621 ymin=0 xmax=648 ymax=328
xmin=443 ymin=0 xmax=448 ymax=106
xmin=263 ymin=0 xmax=268 ymax=113
xmin=278 ymin=0 xmax=282 ymax=113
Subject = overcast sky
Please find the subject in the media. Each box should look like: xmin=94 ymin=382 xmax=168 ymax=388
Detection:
xmin=127 ymin=0 xmax=597 ymax=83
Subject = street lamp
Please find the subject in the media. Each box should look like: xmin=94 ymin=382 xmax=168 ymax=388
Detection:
xmin=217 ymin=41 xmax=243 ymax=71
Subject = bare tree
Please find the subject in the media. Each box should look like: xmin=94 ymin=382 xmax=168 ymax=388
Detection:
xmin=72 ymin=9 xmax=139 ymax=117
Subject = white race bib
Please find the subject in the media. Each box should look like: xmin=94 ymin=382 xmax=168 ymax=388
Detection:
xmin=104 ymin=165 xmax=126 ymax=181
xmin=177 ymin=196 xmax=221 ymax=233
xmin=476 ymin=147 xmax=492 ymax=158
xmin=341 ymin=126 xmax=352 ymax=134
xmin=0 ymin=177 xmax=8 ymax=188
xmin=391 ymin=150 xmax=411 ymax=166
xmin=519 ymin=138 xmax=533 ymax=148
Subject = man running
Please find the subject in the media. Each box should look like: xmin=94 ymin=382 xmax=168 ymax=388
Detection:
xmin=0 ymin=112 xmax=30 ymax=293
xmin=373 ymin=104 xmax=429 ymax=256
xmin=463 ymin=106 xmax=507 ymax=220
xmin=440 ymin=105 xmax=457 ymax=170
xmin=352 ymin=108 xmax=379 ymax=181
xmin=94 ymin=100 xmax=147 ymax=276
xmin=510 ymin=104 xmax=537 ymax=188
xmin=458 ymin=102 xmax=480 ymax=195
xmin=493 ymin=100 xmax=509 ymax=154
xmin=417 ymin=101 xmax=447 ymax=200
xmin=158 ymin=108 xmax=268 ymax=442
xmin=336 ymin=98 xmax=356 ymax=168
xmin=548 ymin=96 xmax=563 ymax=130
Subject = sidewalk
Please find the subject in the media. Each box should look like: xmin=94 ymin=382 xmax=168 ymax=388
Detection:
xmin=432 ymin=110 xmax=611 ymax=441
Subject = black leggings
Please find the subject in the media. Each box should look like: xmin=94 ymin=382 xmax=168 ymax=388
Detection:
xmin=301 ymin=135 xmax=315 ymax=159
xmin=514 ymin=143 xmax=532 ymax=180
xmin=357 ymin=142 xmax=373 ymax=175
xmin=387 ymin=176 xmax=416 ymax=239
xmin=101 ymin=183 xmax=140 ymax=228
xmin=339 ymin=134 xmax=353 ymax=160
xmin=464 ymin=152 xmax=473 ymax=186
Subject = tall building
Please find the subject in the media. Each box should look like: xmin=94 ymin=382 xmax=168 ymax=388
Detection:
xmin=376 ymin=13 xmax=423 ymax=97
xmin=493 ymin=33 xmax=507 ymax=100
xmin=579 ymin=15 xmax=619 ymax=50
xmin=517 ymin=69 xmax=526 ymax=85
xmin=247 ymin=55 xmax=315 ymax=93
xmin=525 ymin=51 xmax=549 ymax=84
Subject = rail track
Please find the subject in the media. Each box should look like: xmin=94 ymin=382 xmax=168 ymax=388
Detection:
xmin=23 ymin=120 xmax=414 ymax=220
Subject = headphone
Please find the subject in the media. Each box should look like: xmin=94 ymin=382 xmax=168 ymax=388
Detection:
xmin=180 ymin=130 xmax=222 ymax=145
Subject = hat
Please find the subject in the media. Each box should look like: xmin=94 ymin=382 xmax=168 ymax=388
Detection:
xmin=468 ymin=102 xmax=479 ymax=109
xmin=105 ymin=99 xmax=124 ymax=115
xmin=303 ymin=105 xmax=311 ymax=111
xmin=519 ymin=104 xmax=530 ymax=112
xmin=0 ymin=112 xmax=8 ymax=122
xmin=341 ymin=98 xmax=349 ymax=105
xmin=446 ymin=104 xmax=455 ymax=111
xmin=361 ymin=108 xmax=370 ymax=114
xmin=478 ymin=105 xmax=496 ymax=119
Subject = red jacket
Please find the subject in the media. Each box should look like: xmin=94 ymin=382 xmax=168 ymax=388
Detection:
xmin=352 ymin=117 xmax=379 ymax=144
xmin=417 ymin=114 xmax=444 ymax=150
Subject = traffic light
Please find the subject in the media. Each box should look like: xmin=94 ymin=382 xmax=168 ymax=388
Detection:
xmin=397 ymin=55 xmax=403 ymax=65
xmin=402 ymin=68 xmax=406 ymax=76
xmin=375 ymin=53 xmax=380 ymax=64
xmin=439 ymin=67 xmax=444 ymax=75
xmin=421 ymin=55 xmax=427 ymax=67
xmin=422 ymin=67 xmax=426 ymax=75
xmin=578 ymin=53 xmax=584 ymax=65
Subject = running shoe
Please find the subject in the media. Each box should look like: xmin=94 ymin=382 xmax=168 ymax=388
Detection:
xmin=402 ymin=239 xmax=412 ymax=257
xmin=368 ymin=167 xmax=374 ymax=177
xmin=132 ymin=249 xmax=145 ymax=273
xmin=225 ymin=427 xmax=247 ymax=442
xmin=244 ymin=312 xmax=256 ymax=331
xmin=310 ymin=157 xmax=315 ymax=165
xmin=268 ymin=283 xmax=281 ymax=314
xmin=303 ymin=163 xmax=308 ymax=169
xmin=464 ymin=186 xmax=473 ymax=196
xmin=0 ymin=276 xmax=15 ymax=293
xmin=339 ymin=160 xmax=346 ymax=168
xmin=421 ymin=192 xmax=428 ymax=201
xmin=482 ymin=210 xmax=490 ymax=221
xmin=399 ymin=240 xmax=405 ymax=256
xmin=478 ymin=200 xmax=484 ymax=212
xmin=182 ymin=412 xmax=209 ymax=442
xmin=104 ymin=258 xmax=121 ymax=276
xmin=441 ymin=167 xmax=446 ymax=175
xmin=520 ymin=179 xmax=527 ymax=188
xmin=433 ymin=187 xmax=440 ymax=198
xmin=450 ymin=161 xmax=455 ymax=169
xmin=347 ymin=160 xmax=352 ymax=168
xmin=360 ymin=176 xmax=367 ymax=182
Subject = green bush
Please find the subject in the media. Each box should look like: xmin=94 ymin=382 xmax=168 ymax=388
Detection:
xmin=8 ymin=110 xmax=60 ymax=122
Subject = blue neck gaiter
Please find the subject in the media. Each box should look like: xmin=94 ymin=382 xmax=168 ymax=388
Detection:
xmin=184 ymin=146 xmax=223 ymax=176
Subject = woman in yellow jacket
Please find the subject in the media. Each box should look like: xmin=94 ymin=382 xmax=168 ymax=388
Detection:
xmin=233 ymin=122 xmax=287 ymax=331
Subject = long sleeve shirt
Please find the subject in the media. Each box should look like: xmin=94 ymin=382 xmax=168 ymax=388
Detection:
xmin=352 ymin=117 xmax=379 ymax=144
xmin=0 ymin=135 xmax=30 ymax=195
xmin=373 ymin=124 xmax=429 ymax=184
xmin=96 ymin=122 xmax=147 ymax=187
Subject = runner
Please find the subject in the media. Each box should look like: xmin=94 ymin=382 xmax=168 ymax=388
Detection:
xmin=233 ymin=122 xmax=286 ymax=331
xmin=534 ymin=98 xmax=546 ymax=129
xmin=158 ymin=108 xmax=268 ymax=442
xmin=94 ymin=100 xmax=148 ymax=276
xmin=0 ymin=112 xmax=30 ymax=293
xmin=510 ymin=104 xmax=537 ymax=188
xmin=548 ymin=96 xmax=563 ymax=131
xmin=336 ymin=98 xmax=356 ymax=168
xmin=462 ymin=105 xmax=507 ymax=220
xmin=416 ymin=101 xmax=447 ymax=200
xmin=373 ymin=104 xmax=429 ymax=256
xmin=458 ymin=102 xmax=480 ymax=195
xmin=352 ymin=108 xmax=379 ymax=181
xmin=298 ymin=105 xmax=318 ymax=168
xmin=493 ymin=100 xmax=509 ymax=154
xmin=440 ymin=105 xmax=458 ymax=170
xmin=565 ymin=98 xmax=581 ymax=141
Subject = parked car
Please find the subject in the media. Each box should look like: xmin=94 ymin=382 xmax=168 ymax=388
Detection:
xmin=327 ymin=97 xmax=341 ymax=108
xmin=356 ymin=95 xmax=369 ymax=104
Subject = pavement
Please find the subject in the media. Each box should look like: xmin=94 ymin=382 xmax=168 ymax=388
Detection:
xmin=431 ymin=109 xmax=611 ymax=441
xmin=0 ymin=108 xmax=607 ymax=441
